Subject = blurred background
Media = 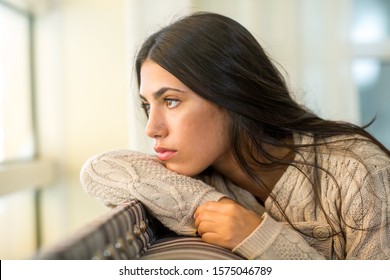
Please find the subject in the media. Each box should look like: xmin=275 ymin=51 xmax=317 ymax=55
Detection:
xmin=0 ymin=0 xmax=389 ymax=259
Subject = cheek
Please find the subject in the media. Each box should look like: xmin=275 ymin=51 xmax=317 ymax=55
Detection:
xmin=180 ymin=111 xmax=226 ymax=151
xmin=165 ymin=103 xmax=229 ymax=176
xmin=176 ymin=118 xmax=228 ymax=174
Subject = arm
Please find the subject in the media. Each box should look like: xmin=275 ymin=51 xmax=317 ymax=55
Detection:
xmin=80 ymin=150 xmax=226 ymax=235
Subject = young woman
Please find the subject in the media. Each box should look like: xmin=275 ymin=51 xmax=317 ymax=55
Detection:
xmin=81 ymin=12 xmax=390 ymax=259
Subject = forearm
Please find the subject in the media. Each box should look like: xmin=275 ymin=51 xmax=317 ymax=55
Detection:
xmin=80 ymin=150 xmax=226 ymax=235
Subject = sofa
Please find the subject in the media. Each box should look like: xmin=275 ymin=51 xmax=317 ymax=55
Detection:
xmin=35 ymin=199 xmax=244 ymax=260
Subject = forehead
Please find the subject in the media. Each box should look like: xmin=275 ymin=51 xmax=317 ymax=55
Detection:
xmin=139 ymin=60 xmax=190 ymax=96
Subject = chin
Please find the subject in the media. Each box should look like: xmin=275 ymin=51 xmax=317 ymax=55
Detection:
xmin=165 ymin=163 xmax=200 ymax=177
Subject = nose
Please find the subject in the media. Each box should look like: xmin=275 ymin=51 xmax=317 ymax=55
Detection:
xmin=145 ymin=107 xmax=167 ymax=139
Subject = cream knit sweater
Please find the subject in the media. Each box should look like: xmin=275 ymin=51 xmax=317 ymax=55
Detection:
xmin=81 ymin=134 xmax=390 ymax=259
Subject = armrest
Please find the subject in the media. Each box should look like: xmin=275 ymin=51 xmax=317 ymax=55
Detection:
xmin=35 ymin=199 xmax=155 ymax=259
xmin=35 ymin=199 xmax=245 ymax=260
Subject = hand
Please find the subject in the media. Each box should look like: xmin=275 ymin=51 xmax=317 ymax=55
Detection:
xmin=194 ymin=198 xmax=262 ymax=249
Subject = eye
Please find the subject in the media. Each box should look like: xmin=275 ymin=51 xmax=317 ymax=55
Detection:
xmin=165 ymin=98 xmax=180 ymax=109
xmin=140 ymin=102 xmax=150 ymax=116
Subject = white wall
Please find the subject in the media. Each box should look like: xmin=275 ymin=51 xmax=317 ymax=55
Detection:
xmin=35 ymin=0 xmax=129 ymax=249
xmin=300 ymin=0 xmax=358 ymax=123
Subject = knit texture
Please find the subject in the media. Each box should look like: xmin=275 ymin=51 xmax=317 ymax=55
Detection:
xmin=234 ymin=134 xmax=390 ymax=259
xmin=80 ymin=134 xmax=390 ymax=259
xmin=80 ymin=150 xmax=226 ymax=235
xmin=233 ymin=213 xmax=323 ymax=259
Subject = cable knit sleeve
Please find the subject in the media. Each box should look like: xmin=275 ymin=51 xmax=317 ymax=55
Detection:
xmin=80 ymin=150 xmax=226 ymax=235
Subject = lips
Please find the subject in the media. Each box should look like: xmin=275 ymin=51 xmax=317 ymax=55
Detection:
xmin=154 ymin=146 xmax=177 ymax=161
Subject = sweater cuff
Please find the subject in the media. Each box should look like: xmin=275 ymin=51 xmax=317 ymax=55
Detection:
xmin=232 ymin=212 xmax=283 ymax=259
xmin=197 ymin=190 xmax=227 ymax=205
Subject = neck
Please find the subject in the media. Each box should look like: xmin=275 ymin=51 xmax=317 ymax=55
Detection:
xmin=212 ymin=142 xmax=294 ymax=202
xmin=214 ymin=160 xmax=286 ymax=202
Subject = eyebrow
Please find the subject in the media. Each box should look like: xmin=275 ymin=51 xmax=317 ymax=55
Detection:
xmin=139 ymin=87 xmax=185 ymax=101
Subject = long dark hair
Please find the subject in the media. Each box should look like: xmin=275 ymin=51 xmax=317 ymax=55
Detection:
xmin=135 ymin=12 xmax=390 ymax=241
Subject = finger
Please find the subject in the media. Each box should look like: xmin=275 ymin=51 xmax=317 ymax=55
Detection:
xmin=194 ymin=201 xmax=221 ymax=220
xmin=196 ymin=220 xmax=220 ymax=236
xmin=199 ymin=232 xmax=225 ymax=248
xmin=194 ymin=209 xmax=219 ymax=228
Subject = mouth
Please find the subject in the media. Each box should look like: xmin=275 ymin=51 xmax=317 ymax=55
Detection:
xmin=154 ymin=146 xmax=177 ymax=161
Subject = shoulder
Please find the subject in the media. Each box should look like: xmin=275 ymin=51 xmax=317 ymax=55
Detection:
xmin=294 ymin=133 xmax=389 ymax=172
xmin=314 ymin=134 xmax=390 ymax=205
xmin=294 ymin=133 xmax=390 ymax=196
xmin=317 ymin=134 xmax=389 ymax=174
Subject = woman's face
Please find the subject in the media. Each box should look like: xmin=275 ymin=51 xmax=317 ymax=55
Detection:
xmin=139 ymin=60 xmax=230 ymax=176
